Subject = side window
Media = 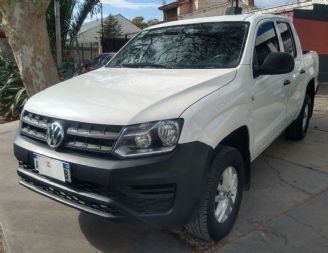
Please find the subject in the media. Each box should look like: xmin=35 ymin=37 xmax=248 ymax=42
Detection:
xmin=253 ymin=22 xmax=280 ymax=67
xmin=277 ymin=22 xmax=297 ymax=57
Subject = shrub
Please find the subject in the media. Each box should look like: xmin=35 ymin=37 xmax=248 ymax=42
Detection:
xmin=0 ymin=57 xmax=27 ymax=121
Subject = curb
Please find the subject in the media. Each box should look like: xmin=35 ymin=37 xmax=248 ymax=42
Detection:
xmin=0 ymin=223 xmax=9 ymax=253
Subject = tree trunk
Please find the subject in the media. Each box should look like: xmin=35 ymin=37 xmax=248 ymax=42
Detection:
xmin=0 ymin=0 xmax=59 ymax=96
xmin=0 ymin=37 xmax=14 ymax=62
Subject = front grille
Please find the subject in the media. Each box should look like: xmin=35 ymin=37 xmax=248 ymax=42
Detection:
xmin=21 ymin=111 xmax=123 ymax=155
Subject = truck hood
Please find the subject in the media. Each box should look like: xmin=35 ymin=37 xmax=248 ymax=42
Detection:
xmin=25 ymin=67 xmax=236 ymax=125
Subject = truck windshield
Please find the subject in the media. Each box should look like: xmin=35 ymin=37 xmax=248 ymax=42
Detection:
xmin=107 ymin=22 xmax=249 ymax=69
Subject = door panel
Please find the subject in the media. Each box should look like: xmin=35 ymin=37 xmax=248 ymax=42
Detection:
xmin=276 ymin=21 xmax=304 ymax=121
xmin=252 ymin=74 xmax=288 ymax=155
xmin=251 ymin=21 xmax=289 ymax=156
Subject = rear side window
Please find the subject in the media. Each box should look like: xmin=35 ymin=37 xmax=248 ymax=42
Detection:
xmin=277 ymin=22 xmax=297 ymax=57
xmin=254 ymin=22 xmax=280 ymax=67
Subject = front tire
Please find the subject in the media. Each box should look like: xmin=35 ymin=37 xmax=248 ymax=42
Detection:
xmin=185 ymin=146 xmax=244 ymax=241
xmin=286 ymin=94 xmax=312 ymax=140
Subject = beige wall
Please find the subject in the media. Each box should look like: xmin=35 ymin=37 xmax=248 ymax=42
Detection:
xmin=179 ymin=1 xmax=229 ymax=20
xmin=178 ymin=0 xmax=248 ymax=20
xmin=164 ymin=8 xmax=178 ymax=21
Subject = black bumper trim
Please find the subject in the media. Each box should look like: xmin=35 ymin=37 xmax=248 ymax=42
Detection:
xmin=18 ymin=167 xmax=123 ymax=217
xmin=15 ymin=141 xmax=214 ymax=228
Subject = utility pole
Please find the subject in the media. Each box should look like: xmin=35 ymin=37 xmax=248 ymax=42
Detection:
xmin=100 ymin=2 xmax=104 ymax=54
xmin=54 ymin=0 xmax=62 ymax=68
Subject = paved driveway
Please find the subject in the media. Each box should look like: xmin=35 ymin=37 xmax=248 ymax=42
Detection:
xmin=0 ymin=86 xmax=327 ymax=253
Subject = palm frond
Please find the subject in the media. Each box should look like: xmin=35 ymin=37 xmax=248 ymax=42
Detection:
xmin=69 ymin=0 xmax=100 ymax=46
xmin=47 ymin=0 xmax=78 ymax=57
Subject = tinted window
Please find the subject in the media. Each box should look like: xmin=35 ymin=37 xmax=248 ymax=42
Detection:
xmin=277 ymin=22 xmax=296 ymax=57
xmin=107 ymin=22 xmax=249 ymax=69
xmin=254 ymin=22 xmax=280 ymax=67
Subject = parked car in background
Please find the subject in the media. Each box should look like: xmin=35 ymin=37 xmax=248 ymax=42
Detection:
xmin=14 ymin=14 xmax=319 ymax=242
xmin=81 ymin=52 xmax=116 ymax=73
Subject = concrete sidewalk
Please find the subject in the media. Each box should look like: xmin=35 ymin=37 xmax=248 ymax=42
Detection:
xmin=0 ymin=86 xmax=327 ymax=253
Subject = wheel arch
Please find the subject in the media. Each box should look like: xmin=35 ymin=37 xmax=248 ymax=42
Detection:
xmin=215 ymin=126 xmax=251 ymax=190
xmin=306 ymin=78 xmax=315 ymax=117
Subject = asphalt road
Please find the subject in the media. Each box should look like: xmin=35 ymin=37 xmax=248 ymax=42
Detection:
xmin=0 ymin=86 xmax=327 ymax=253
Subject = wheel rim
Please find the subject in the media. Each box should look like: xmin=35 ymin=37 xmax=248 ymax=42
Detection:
xmin=302 ymin=103 xmax=309 ymax=132
xmin=214 ymin=166 xmax=238 ymax=223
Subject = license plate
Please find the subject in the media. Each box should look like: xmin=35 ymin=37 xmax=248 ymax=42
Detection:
xmin=33 ymin=154 xmax=71 ymax=183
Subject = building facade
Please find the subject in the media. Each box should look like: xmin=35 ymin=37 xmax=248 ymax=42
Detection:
xmin=78 ymin=14 xmax=141 ymax=44
xmin=248 ymin=1 xmax=328 ymax=82
xmin=159 ymin=0 xmax=255 ymax=21
xmin=76 ymin=14 xmax=141 ymax=61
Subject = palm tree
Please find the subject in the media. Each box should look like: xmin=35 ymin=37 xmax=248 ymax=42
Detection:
xmin=47 ymin=0 xmax=100 ymax=60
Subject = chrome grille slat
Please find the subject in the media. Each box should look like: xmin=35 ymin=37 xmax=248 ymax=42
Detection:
xmin=20 ymin=111 xmax=122 ymax=156
xmin=65 ymin=141 xmax=112 ymax=153
xmin=21 ymin=127 xmax=47 ymax=141
xmin=22 ymin=115 xmax=48 ymax=129
xmin=67 ymin=127 xmax=121 ymax=140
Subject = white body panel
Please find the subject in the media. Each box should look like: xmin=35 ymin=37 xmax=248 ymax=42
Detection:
xmin=25 ymin=68 xmax=236 ymax=125
xmin=23 ymin=14 xmax=319 ymax=161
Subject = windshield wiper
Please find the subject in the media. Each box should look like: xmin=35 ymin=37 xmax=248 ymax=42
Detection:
xmin=121 ymin=63 xmax=171 ymax=69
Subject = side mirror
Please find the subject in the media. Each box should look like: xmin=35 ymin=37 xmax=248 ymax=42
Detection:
xmin=254 ymin=52 xmax=295 ymax=76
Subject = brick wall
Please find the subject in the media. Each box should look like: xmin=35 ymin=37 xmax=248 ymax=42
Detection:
xmin=198 ymin=0 xmax=227 ymax=10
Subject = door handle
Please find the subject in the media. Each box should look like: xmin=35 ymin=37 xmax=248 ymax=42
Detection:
xmin=300 ymin=69 xmax=306 ymax=74
xmin=284 ymin=80 xmax=291 ymax=86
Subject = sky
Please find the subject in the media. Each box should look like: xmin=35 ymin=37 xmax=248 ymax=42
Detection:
xmin=86 ymin=0 xmax=299 ymax=22
xmin=98 ymin=0 xmax=168 ymax=21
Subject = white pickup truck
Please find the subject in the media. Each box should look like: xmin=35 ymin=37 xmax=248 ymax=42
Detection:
xmin=14 ymin=14 xmax=319 ymax=241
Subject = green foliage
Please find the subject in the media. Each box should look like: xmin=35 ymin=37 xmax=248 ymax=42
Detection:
xmin=131 ymin=16 xmax=159 ymax=30
xmin=47 ymin=0 xmax=76 ymax=55
xmin=147 ymin=18 xmax=160 ymax=26
xmin=0 ymin=57 xmax=27 ymax=120
xmin=131 ymin=16 xmax=149 ymax=29
xmin=103 ymin=15 xmax=122 ymax=38
xmin=68 ymin=0 xmax=100 ymax=46
xmin=46 ymin=0 xmax=100 ymax=57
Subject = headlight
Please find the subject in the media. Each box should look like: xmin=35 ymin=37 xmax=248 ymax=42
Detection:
xmin=114 ymin=119 xmax=183 ymax=158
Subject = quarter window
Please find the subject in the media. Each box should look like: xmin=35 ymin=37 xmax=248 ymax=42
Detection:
xmin=253 ymin=22 xmax=280 ymax=67
xmin=277 ymin=22 xmax=297 ymax=57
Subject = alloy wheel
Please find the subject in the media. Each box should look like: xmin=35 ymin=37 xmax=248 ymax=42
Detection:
xmin=214 ymin=166 xmax=238 ymax=223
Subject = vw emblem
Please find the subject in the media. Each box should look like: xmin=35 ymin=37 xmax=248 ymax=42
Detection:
xmin=46 ymin=122 xmax=65 ymax=148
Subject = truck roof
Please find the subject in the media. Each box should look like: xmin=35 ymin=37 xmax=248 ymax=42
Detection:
xmin=147 ymin=14 xmax=288 ymax=30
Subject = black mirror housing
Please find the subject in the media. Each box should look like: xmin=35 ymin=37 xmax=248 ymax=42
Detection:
xmin=254 ymin=52 xmax=295 ymax=76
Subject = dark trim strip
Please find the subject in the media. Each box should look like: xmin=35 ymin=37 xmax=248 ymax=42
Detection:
xmin=294 ymin=4 xmax=328 ymax=22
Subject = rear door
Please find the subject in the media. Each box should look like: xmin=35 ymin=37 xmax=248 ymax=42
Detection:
xmin=276 ymin=21 xmax=304 ymax=121
xmin=251 ymin=20 xmax=289 ymax=156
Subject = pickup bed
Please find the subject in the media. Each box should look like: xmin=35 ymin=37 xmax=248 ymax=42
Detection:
xmin=14 ymin=14 xmax=319 ymax=241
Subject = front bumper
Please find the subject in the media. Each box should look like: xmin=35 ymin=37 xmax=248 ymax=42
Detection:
xmin=14 ymin=135 xmax=213 ymax=228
